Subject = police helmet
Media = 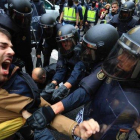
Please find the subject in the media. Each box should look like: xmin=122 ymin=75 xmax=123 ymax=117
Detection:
xmin=80 ymin=24 xmax=119 ymax=64
xmin=119 ymin=1 xmax=135 ymax=21
xmin=56 ymin=24 xmax=79 ymax=58
xmin=39 ymin=13 xmax=57 ymax=39
xmin=102 ymin=26 xmax=140 ymax=81
xmin=7 ymin=0 xmax=32 ymax=28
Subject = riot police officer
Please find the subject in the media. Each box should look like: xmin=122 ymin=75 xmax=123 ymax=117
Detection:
xmin=75 ymin=25 xmax=140 ymax=140
xmin=84 ymin=0 xmax=99 ymax=33
xmin=0 ymin=0 xmax=33 ymax=75
xmin=41 ymin=24 xmax=119 ymax=108
xmin=108 ymin=1 xmax=138 ymax=37
xmin=41 ymin=24 xmax=86 ymax=103
xmin=36 ymin=13 xmax=62 ymax=67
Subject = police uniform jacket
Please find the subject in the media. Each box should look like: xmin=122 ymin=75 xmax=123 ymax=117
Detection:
xmin=76 ymin=65 xmax=140 ymax=140
xmin=52 ymin=44 xmax=86 ymax=87
xmin=108 ymin=14 xmax=138 ymax=37
xmin=0 ymin=13 xmax=32 ymax=58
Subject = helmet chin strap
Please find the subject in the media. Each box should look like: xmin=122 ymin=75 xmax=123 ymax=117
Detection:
xmin=71 ymin=38 xmax=76 ymax=46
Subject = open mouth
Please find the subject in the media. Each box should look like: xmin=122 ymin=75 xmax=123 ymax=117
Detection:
xmin=2 ymin=61 xmax=11 ymax=75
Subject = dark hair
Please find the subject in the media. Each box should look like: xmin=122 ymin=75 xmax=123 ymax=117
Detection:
xmin=0 ymin=27 xmax=11 ymax=40
xmin=37 ymin=68 xmax=46 ymax=80
xmin=112 ymin=1 xmax=119 ymax=6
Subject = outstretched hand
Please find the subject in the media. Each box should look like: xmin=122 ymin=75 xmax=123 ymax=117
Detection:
xmin=75 ymin=119 xmax=100 ymax=140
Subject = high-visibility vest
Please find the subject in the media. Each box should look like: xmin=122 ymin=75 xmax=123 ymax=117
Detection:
xmin=63 ymin=7 xmax=76 ymax=22
xmin=87 ymin=10 xmax=96 ymax=22
xmin=81 ymin=5 xmax=86 ymax=17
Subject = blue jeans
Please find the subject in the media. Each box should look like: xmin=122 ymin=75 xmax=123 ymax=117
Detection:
xmin=34 ymin=128 xmax=56 ymax=140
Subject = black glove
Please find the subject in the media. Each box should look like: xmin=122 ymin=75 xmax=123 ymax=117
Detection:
xmin=51 ymin=85 xmax=69 ymax=102
xmin=40 ymin=83 xmax=56 ymax=101
xmin=13 ymin=57 xmax=25 ymax=68
xmin=26 ymin=106 xmax=55 ymax=130
xmin=36 ymin=58 xmax=42 ymax=67
xmin=45 ymin=83 xmax=56 ymax=93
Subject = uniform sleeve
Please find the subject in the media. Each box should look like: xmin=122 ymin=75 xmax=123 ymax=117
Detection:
xmin=78 ymin=6 xmax=83 ymax=20
xmin=79 ymin=66 xmax=105 ymax=96
xmin=107 ymin=15 xmax=117 ymax=27
xmin=62 ymin=87 xmax=91 ymax=112
xmin=95 ymin=9 xmax=99 ymax=25
xmin=67 ymin=61 xmax=86 ymax=86
xmin=36 ymin=34 xmax=43 ymax=55
xmin=52 ymin=54 xmax=67 ymax=84
xmin=75 ymin=6 xmax=78 ymax=13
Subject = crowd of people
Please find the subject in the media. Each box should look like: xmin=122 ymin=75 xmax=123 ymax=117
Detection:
xmin=1 ymin=0 xmax=140 ymax=140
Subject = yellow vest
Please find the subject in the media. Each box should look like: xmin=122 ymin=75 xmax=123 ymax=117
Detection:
xmin=63 ymin=7 xmax=76 ymax=22
xmin=82 ymin=6 xmax=86 ymax=17
xmin=87 ymin=10 xmax=96 ymax=22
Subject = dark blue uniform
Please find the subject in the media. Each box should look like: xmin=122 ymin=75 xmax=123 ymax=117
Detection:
xmin=52 ymin=46 xmax=86 ymax=91
xmin=66 ymin=65 xmax=140 ymax=140
xmin=61 ymin=64 xmax=100 ymax=112
xmin=36 ymin=23 xmax=62 ymax=66
xmin=0 ymin=13 xmax=33 ymax=75
xmin=0 ymin=0 xmax=7 ymax=9
xmin=108 ymin=14 xmax=138 ymax=37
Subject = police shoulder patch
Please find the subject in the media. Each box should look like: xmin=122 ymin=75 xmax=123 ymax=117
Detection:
xmin=97 ymin=70 xmax=106 ymax=80
xmin=116 ymin=129 xmax=129 ymax=140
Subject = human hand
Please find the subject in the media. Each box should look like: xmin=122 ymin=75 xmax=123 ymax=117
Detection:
xmin=51 ymin=85 xmax=69 ymax=102
xmin=85 ymin=22 xmax=88 ymax=25
xmin=25 ymin=106 xmax=55 ymax=130
xmin=74 ymin=119 xmax=100 ymax=140
xmin=75 ymin=25 xmax=79 ymax=29
xmin=22 ymin=110 xmax=32 ymax=119
xmin=45 ymin=83 xmax=56 ymax=93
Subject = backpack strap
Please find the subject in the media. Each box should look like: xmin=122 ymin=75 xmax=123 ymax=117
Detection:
xmin=18 ymin=70 xmax=41 ymax=112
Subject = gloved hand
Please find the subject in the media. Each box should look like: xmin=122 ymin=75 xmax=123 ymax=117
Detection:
xmin=40 ymin=83 xmax=56 ymax=102
xmin=44 ymin=83 xmax=56 ymax=93
xmin=26 ymin=106 xmax=55 ymax=130
xmin=51 ymin=85 xmax=69 ymax=102
xmin=13 ymin=57 xmax=25 ymax=68
xmin=36 ymin=58 xmax=42 ymax=67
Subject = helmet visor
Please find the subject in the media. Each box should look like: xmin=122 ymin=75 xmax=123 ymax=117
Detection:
xmin=43 ymin=27 xmax=54 ymax=39
xmin=80 ymin=40 xmax=97 ymax=63
xmin=102 ymin=39 xmax=139 ymax=81
xmin=56 ymin=33 xmax=74 ymax=42
xmin=11 ymin=8 xmax=33 ymax=28
xmin=119 ymin=10 xmax=131 ymax=21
